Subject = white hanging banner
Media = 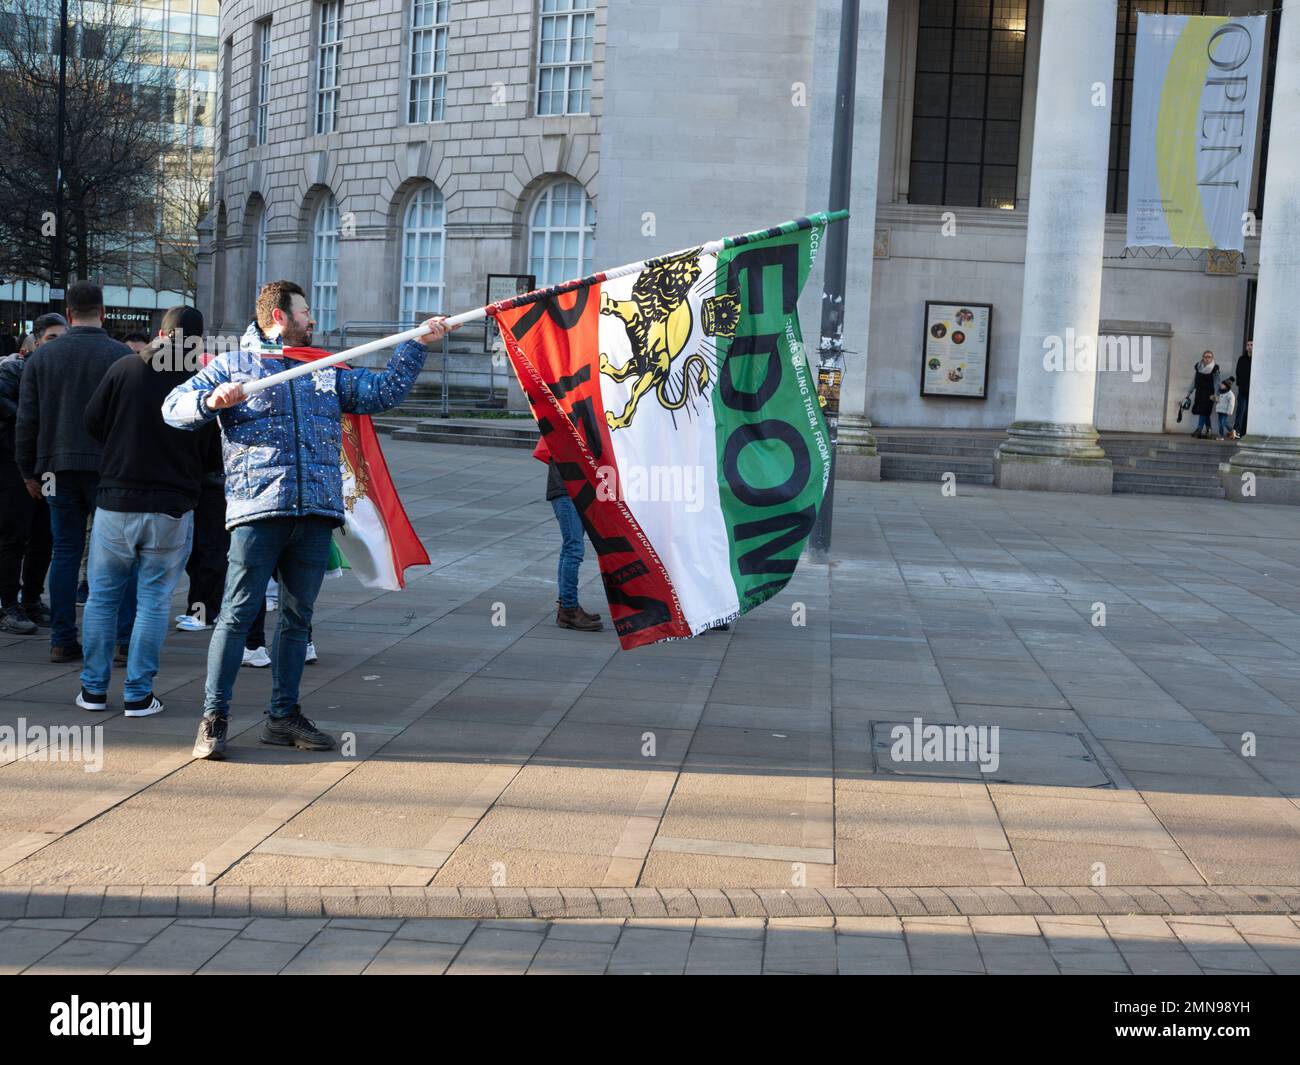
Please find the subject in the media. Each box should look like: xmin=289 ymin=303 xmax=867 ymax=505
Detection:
xmin=1126 ymin=13 xmax=1266 ymax=252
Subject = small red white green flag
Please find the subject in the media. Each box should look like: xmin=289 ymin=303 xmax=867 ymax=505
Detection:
xmin=282 ymin=348 xmax=430 ymax=590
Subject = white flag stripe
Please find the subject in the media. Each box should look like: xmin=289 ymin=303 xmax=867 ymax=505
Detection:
xmin=599 ymin=260 xmax=738 ymax=631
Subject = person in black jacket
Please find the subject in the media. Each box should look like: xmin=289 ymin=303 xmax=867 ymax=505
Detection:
xmin=0 ymin=316 xmax=64 ymax=634
xmin=75 ymin=306 xmax=220 ymax=716
xmin=1185 ymin=350 xmax=1221 ymax=439
xmin=1235 ymin=340 xmax=1252 ymax=437
xmin=16 ymin=282 xmax=138 ymax=662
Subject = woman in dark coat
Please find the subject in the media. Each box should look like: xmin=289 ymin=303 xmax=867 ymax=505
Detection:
xmin=1187 ymin=350 xmax=1221 ymax=439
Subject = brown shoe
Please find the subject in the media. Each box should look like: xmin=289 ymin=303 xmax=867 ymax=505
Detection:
xmin=557 ymin=604 xmax=603 ymax=631
xmin=557 ymin=598 xmax=602 ymax=623
xmin=113 ymin=643 xmax=129 ymax=666
xmin=50 ymin=643 xmax=83 ymax=663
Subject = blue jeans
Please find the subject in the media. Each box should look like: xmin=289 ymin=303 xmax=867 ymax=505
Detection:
xmin=1218 ymin=413 xmax=1232 ymax=437
xmin=1235 ymin=392 xmax=1249 ymax=435
xmin=203 ymin=518 xmax=334 ymax=721
xmin=552 ymin=496 xmax=584 ymax=608
xmin=1195 ymin=414 xmax=1212 ymax=434
xmin=80 ymin=510 xmax=193 ymax=701
xmin=46 ymin=471 xmax=136 ymax=647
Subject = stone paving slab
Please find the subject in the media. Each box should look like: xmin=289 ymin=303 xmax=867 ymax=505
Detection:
xmin=0 ymin=914 xmax=1294 ymax=974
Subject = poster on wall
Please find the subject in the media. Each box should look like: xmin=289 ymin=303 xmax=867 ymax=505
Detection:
xmin=920 ymin=301 xmax=991 ymax=399
xmin=484 ymin=273 xmax=536 ymax=353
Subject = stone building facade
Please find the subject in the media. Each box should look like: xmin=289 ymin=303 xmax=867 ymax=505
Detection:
xmin=207 ymin=0 xmax=1300 ymax=500
xmin=593 ymin=0 xmax=1296 ymax=500
xmin=203 ymin=0 xmax=603 ymax=347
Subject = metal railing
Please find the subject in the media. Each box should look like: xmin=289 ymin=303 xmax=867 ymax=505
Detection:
xmin=334 ymin=319 xmax=508 ymax=417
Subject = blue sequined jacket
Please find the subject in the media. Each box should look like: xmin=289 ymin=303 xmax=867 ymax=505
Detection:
xmin=162 ymin=325 xmax=427 ymax=530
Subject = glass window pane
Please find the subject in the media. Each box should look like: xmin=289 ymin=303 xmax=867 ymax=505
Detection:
xmin=908 ymin=1 xmax=1029 ymax=206
xmin=952 ymin=31 xmax=988 ymax=73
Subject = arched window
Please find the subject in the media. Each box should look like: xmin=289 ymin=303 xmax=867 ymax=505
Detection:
xmin=528 ymin=180 xmax=594 ymax=286
xmin=254 ymin=201 xmax=268 ymax=294
xmin=399 ymin=184 xmax=445 ymax=324
xmin=311 ymin=194 xmax=339 ymax=332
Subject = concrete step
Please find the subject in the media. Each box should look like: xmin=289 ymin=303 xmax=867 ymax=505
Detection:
xmin=1113 ymin=480 xmax=1227 ymax=499
xmin=1150 ymin=444 xmax=1239 ymax=459
xmin=881 ymin=453 xmax=995 ymax=486
xmin=1125 ymin=454 xmax=1224 ymax=472
xmin=1113 ymin=468 xmax=1226 ymax=498
xmin=875 ymin=432 xmax=1003 ymax=450
xmin=408 ymin=418 xmax=534 ymax=438
xmin=875 ymin=440 xmax=1000 ymax=458
xmin=389 ymin=426 xmax=536 ymax=449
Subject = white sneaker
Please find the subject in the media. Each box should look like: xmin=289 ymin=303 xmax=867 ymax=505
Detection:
xmin=305 ymin=641 xmax=318 ymax=664
xmin=175 ymin=615 xmax=209 ymax=632
xmin=242 ymin=646 xmax=271 ymax=668
xmin=124 ymin=694 xmax=164 ymax=718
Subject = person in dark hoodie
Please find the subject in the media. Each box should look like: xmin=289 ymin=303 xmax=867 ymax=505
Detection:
xmin=16 ymin=282 xmax=137 ymax=662
xmin=75 ymin=306 xmax=220 ymax=717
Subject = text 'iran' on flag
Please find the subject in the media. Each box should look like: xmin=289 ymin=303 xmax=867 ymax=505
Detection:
xmin=493 ymin=213 xmax=840 ymax=650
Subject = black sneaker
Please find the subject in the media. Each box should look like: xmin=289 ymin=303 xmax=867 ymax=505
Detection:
xmin=124 ymin=692 xmax=164 ymax=718
xmin=260 ymin=707 xmax=335 ymax=751
xmin=50 ymin=643 xmax=83 ymax=663
xmin=0 ymin=604 xmax=37 ymax=635
xmin=193 ymin=715 xmax=228 ymax=760
xmin=75 ymin=686 xmax=107 ymax=712
xmin=22 ymin=599 xmax=51 ymax=626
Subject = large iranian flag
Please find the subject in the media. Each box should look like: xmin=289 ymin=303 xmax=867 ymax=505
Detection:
xmin=494 ymin=213 xmax=839 ymax=650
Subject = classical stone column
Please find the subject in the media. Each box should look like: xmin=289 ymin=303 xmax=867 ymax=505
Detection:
xmin=831 ymin=0 xmax=888 ymax=482
xmin=994 ymin=0 xmax=1117 ymax=494
xmin=1223 ymin=9 xmax=1300 ymax=503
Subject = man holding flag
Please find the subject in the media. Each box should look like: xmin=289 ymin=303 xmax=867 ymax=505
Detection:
xmin=163 ymin=280 xmax=452 ymax=760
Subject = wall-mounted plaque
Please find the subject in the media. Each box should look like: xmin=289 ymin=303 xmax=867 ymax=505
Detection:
xmin=920 ymin=301 xmax=992 ymax=399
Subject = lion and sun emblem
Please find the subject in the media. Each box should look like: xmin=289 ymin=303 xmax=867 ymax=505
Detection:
xmin=598 ymin=251 xmax=741 ymax=431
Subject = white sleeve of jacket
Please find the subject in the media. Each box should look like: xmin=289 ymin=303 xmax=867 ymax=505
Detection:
xmin=162 ymin=351 xmax=247 ymax=428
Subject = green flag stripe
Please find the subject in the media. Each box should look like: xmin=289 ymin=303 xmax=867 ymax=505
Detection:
xmin=711 ymin=223 xmax=831 ymax=614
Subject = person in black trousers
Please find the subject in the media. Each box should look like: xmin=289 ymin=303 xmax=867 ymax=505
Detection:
xmin=175 ymin=466 xmax=229 ymax=632
xmin=1235 ymin=340 xmax=1252 ymax=437
xmin=1186 ymin=350 xmax=1221 ymax=440
xmin=0 ymin=316 xmax=64 ymax=634
xmin=15 ymin=283 xmax=138 ymax=662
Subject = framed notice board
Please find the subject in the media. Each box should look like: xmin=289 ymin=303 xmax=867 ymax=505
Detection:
xmin=920 ymin=301 xmax=992 ymax=399
xmin=484 ymin=273 xmax=537 ymax=353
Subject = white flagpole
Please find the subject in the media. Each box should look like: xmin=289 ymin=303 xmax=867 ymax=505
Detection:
xmin=240 ymin=247 xmax=711 ymax=397
xmin=240 ymin=212 xmax=843 ymax=396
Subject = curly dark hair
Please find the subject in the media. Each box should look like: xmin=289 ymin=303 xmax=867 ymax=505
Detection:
xmin=255 ymin=280 xmax=307 ymax=332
